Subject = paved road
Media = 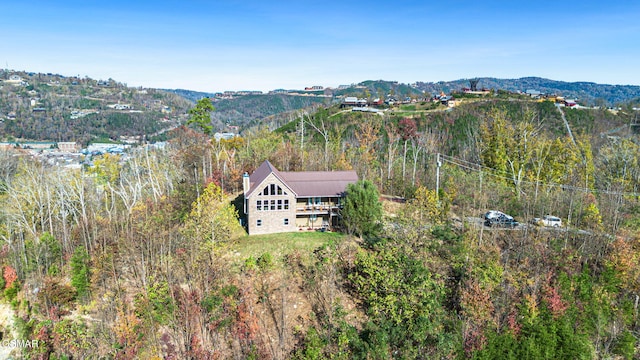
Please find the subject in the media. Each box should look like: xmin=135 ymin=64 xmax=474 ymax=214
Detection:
xmin=464 ymin=216 xmax=593 ymax=235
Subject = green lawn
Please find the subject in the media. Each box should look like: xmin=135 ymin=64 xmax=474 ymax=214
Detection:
xmin=231 ymin=231 xmax=345 ymax=264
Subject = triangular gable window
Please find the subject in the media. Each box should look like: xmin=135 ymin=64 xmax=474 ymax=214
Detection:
xmin=259 ymin=184 xmax=287 ymax=196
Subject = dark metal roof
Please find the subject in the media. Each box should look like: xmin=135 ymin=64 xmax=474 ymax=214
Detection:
xmin=246 ymin=160 xmax=287 ymax=197
xmin=245 ymin=160 xmax=358 ymax=198
xmin=280 ymin=171 xmax=358 ymax=197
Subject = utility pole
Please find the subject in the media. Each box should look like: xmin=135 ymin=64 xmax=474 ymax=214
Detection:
xmin=299 ymin=113 xmax=305 ymax=165
xmin=435 ymin=153 xmax=442 ymax=203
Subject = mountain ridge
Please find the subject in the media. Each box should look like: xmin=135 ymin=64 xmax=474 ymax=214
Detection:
xmin=166 ymin=76 xmax=640 ymax=108
xmin=3 ymin=69 xmax=640 ymax=144
xmin=413 ymin=76 xmax=640 ymax=105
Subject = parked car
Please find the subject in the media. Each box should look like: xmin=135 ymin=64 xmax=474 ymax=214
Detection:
xmin=531 ymin=215 xmax=563 ymax=228
xmin=484 ymin=210 xmax=511 ymax=221
xmin=484 ymin=212 xmax=519 ymax=228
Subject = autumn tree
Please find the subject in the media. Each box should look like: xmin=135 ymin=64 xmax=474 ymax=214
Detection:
xmin=182 ymin=182 xmax=243 ymax=245
xmin=304 ymin=111 xmax=332 ymax=170
xmin=479 ymin=108 xmax=541 ymax=198
xmin=352 ymin=117 xmax=380 ymax=182
xmin=398 ymin=117 xmax=418 ymax=181
xmin=404 ymin=186 xmax=443 ymax=224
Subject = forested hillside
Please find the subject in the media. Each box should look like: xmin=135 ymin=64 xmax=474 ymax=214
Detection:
xmin=1 ymin=77 xmax=640 ymax=358
xmin=0 ymin=71 xmax=192 ymax=145
xmin=5 ymin=70 xmax=640 ymax=147
xmin=211 ymin=94 xmax=330 ymax=130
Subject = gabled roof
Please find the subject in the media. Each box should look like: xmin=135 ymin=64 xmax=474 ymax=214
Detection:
xmin=245 ymin=160 xmax=291 ymax=197
xmin=245 ymin=160 xmax=358 ymax=198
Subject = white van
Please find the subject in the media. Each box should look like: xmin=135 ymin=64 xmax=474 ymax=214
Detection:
xmin=532 ymin=215 xmax=562 ymax=228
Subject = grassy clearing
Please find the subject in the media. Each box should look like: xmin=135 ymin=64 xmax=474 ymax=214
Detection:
xmin=230 ymin=231 xmax=346 ymax=265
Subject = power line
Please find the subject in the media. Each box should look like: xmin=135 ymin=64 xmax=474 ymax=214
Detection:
xmin=434 ymin=152 xmax=640 ymax=197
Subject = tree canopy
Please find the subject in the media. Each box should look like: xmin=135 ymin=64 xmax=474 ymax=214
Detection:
xmin=186 ymin=97 xmax=215 ymax=135
xmin=341 ymin=180 xmax=383 ymax=239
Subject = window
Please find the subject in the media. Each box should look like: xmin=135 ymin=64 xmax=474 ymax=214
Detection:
xmin=259 ymin=184 xmax=287 ymax=196
xmin=256 ymin=219 xmax=262 ymax=227
xmin=308 ymin=197 xmax=321 ymax=206
xmin=257 ymin=199 xmax=290 ymax=212
xmin=284 ymin=218 xmax=289 ymax=225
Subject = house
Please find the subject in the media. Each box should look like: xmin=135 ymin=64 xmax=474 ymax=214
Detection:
xmin=341 ymin=97 xmax=368 ymax=107
xmin=525 ymin=89 xmax=542 ymax=98
xmin=108 ymin=103 xmax=132 ymax=110
xmin=5 ymin=75 xmax=26 ymax=86
xmin=243 ymin=160 xmax=358 ymax=235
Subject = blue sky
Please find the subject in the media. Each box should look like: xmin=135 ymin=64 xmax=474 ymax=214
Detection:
xmin=2 ymin=1 xmax=639 ymax=92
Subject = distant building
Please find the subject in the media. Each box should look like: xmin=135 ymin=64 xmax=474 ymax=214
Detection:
xmin=57 ymin=142 xmax=80 ymax=152
xmin=214 ymin=132 xmax=236 ymax=142
xmin=86 ymin=143 xmax=129 ymax=154
xmin=108 ymin=104 xmax=132 ymax=110
xmin=525 ymin=89 xmax=542 ymax=98
xmin=18 ymin=141 xmax=56 ymax=150
xmin=341 ymin=97 xmax=368 ymax=107
xmin=5 ymin=75 xmax=26 ymax=86
xmin=7 ymin=75 xmax=22 ymax=83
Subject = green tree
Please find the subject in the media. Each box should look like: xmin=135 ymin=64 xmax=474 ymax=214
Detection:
xmin=186 ymin=97 xmax=215 ymax=135
xmin=70 ymin=247 xmax=90 ymax=298
xmin=29 ymin=232 xmax=62 ymax=276
xmin=347 ymin=238 xmax=451 ymax=358
xmin=341 ymin=180 xmax=382 ymax=239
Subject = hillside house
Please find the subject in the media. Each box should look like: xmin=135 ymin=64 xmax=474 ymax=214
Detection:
xmin=243 ymin=160 xmax=358 ymax=235
xmin=564 ymin=99 xmax=578 ymax=107
xmin=341 ymin=97 xmax=368 ymax=107
xmin=5 ymin=75 xmax=26 ymax=86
